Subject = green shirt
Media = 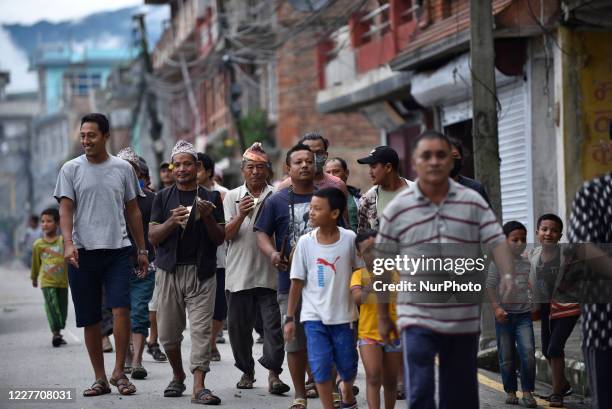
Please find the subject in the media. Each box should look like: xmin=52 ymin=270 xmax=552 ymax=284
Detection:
xmin=31 ymin=236 xmax=68 ymax=288
xmin=376 ymin=184 xmax=408 ymax=216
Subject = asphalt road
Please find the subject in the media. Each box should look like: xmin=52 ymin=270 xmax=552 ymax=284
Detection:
xmin=0 ymin=262 xmax=591 ymax=409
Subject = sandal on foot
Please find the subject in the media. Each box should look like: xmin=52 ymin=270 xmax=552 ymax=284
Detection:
xmin=522 ymin=396 xmax=537 ymax=408
xmin=164 ymin=379 xmax=186 ymax=397
xmin=237 ymin=373 xmax=255 ymax=389
xmin=52 ymin=335 xmax=62 ymax=347
xmin=332 ymin=392 xmax=341 ymax=408
xmin=268 ymin=375 xmax=290 ymax=395
xmin=289 ymin=398 xmax=307 ymax=409
xmin=505 ymin=396 xmax=519 ymax=405
xmin=83 ymin=379 xmax=111 ymax=397
xmin=191 ymin=388 xmax=221 ymax=405
xmin=305 ymin=382 xmax=318 ymax=399
xmin=147 ymin=342 xmax=167 ymax=362
xmin=110 ymin=375 xmax=136 ymax=395
xmin=131 ymin=365 xmax=148 ymax=380
xmin=210 ymin=348 xmax=221 ymax=362
xmin=549 ymin=394 xmax=564 ymax=407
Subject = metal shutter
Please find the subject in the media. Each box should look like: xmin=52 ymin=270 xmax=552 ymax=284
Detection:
xmin=441 ymin=78 xmax=533 ymax=240
xmin=497 ymin=78 xmax=532 ymax=237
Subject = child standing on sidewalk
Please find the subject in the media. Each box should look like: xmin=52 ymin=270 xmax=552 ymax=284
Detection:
xmin=486 ymin=221 xmax=537 ymax=408
xmin=284 ymin=187 xmax=363 ymax=409
xmin=31 ymin=208 xmax=68 ymax=347
xmin=350 ymin=229 xmax=401 ymax=409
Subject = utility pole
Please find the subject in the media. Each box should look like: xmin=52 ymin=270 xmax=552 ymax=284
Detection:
xmin=470 ymin=0 xmax=500 ymax=350
xmin=470 ymin=0 xmax=501 ymax=218
xmin=133 ymin=13 xmax=164 ymax=170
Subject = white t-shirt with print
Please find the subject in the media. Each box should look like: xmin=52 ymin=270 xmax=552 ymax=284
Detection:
xmin=290 ymin=227 xmax=364 ymax=325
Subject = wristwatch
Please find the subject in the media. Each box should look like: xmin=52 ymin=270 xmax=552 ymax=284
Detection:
xmin=137 ymin=249 xmax=149 ymax=256
xmin=283 ymin=315 xmax=294 ymax=325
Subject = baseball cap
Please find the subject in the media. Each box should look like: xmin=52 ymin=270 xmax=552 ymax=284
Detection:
xmin=357 ymin=146 xmax=399 ymax=168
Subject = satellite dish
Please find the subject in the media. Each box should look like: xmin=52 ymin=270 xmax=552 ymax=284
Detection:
xmin=288 ymin=0 xmax=331 ymax=12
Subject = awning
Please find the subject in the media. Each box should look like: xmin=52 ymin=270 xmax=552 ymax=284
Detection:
xmin=316 ymin=65 xmax=412 ymax=114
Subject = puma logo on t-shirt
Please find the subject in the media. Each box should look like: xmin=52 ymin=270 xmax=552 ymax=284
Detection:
xmin=316 ymin=256 xmax=341 ymax=274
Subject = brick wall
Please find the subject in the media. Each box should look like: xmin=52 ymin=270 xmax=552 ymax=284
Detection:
xmin=274 ymin=23 xmax=381 ymax=191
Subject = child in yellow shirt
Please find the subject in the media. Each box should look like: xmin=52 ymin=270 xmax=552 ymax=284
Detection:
xmin=350 ymin=230 xmax=401 ymax=409
xmin=31 ymin=208 xmax=68 ymax=347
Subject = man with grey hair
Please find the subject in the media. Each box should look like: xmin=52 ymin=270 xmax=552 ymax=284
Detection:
xmin=223 ymin=142 xmax=289 ymax=394
xmin=149 ymin=140 xmax=225 ymax=404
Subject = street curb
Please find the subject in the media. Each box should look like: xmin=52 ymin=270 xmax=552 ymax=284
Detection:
xmin=477 ymin=348 xmax=589 ymax=396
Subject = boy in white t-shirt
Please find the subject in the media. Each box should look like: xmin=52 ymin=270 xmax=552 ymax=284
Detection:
xmin=284 ymin=187 xmax=363 ymax=409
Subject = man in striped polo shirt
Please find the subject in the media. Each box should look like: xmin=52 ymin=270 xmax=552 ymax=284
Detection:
xmin=377 ymin=130 xmax=514 ymax=409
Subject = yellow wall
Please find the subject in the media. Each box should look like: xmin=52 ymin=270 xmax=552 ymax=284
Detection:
xmin=579 ymin=31 xmax=612 ymax=179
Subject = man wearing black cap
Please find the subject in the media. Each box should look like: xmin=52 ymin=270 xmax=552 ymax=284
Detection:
xmin=357 ymin=146 xmax=413 ymax=231
xmin=159 ymin=162 xmax=174 ymax=191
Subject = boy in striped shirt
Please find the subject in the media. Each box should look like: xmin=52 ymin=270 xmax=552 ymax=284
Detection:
xmin=376 ymin=131 xmax=514 ymax=409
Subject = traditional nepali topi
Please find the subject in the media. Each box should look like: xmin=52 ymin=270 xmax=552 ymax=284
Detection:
xmin=117 ymin=147 xmax=139 ymax=166
xmin=171 ymin=140 xmax=197 ymax=161
xmin=242 ymin=142 xmax=269 ymax=163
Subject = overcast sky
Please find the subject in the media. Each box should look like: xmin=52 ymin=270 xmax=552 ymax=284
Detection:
xmin=0 ymin=0 xmax=144 ymax=24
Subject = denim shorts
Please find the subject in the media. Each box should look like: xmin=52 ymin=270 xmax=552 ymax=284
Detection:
xmin=68 ymin=247 xmax=132 ymax=327
xmin=129 ymin=268 xmax=155 ymax=334
xmin=303 ymin=321 xmax=358 ymax=384
xmin=357 ymin=337 xmax=402 ymax=353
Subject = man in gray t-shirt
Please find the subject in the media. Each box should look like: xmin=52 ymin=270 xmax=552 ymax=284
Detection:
xmin=53 ymin=113 xmax=148 ymax=397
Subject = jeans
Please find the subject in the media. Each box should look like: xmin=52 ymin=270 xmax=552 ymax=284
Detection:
xmin=495 ymin=312 xmax=536 ymax=393
xmin=402 ymin=326 xmax=479 ymax=409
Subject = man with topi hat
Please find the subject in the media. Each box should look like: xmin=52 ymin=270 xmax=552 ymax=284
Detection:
xmin=149 ymin=140 xmax=225 ymax=404
xmin=223 ymin=142 xmax=290 ymax=394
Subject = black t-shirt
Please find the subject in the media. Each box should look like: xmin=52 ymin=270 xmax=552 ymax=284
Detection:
xmin=177 ymin=189 xmax=198 ymax=264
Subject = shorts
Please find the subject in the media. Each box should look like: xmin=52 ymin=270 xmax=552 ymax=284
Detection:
xmin=129 ymin=269 xmax=155 ymax=334
xmin=303 ymin=321 xmax=358 ymax=384
xmin=277 ymin=292 xmax=306 ymax=352
xmin=357 ymin=337 xmax=402 ymax=353
xmin=213 ymin=268 xmax=227 ymax=321
xmin=68 ymin=247 xmax=132 ymax=328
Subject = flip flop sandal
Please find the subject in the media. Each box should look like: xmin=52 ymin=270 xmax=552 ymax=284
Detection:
xmin=237 ymin=373 xmax=255 ymax=389
xmin=210 ymin=348 xmax=221 ymax=362
xmin=549 ymin=393 xmax=564 ymax=408
xmin=163 ymin=379 xmax=186 ymax=397
xmin=191 ymin=388 xmax=221 ymax=405
xmin=268 ymin=377 xmax=290 ymax=395
xmin=147 ymin=343 xmax=167 ymax=361
xmin=289 ymin=398 xmax=307 ymax=409
xmin=83 ymin=379 xmax=111 ymax=397
xmin=131 ymin=365 xmax=148 ymax=380
xmin=110 ymin=375 xmax=136 ymax=395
